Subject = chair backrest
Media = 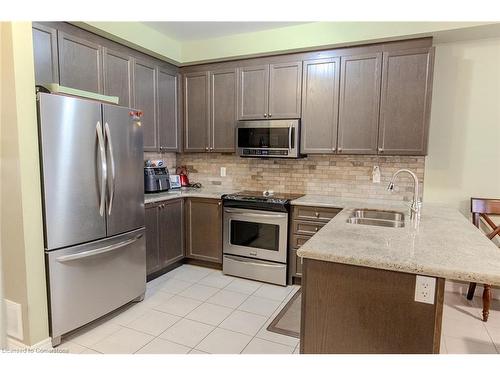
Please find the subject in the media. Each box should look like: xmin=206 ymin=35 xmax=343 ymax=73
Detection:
xmin=471 ymin=198 xmax=500 ymax=240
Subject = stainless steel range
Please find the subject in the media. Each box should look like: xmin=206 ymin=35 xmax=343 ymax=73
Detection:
xmin=222 ymin=191 xmax=302 ymax=286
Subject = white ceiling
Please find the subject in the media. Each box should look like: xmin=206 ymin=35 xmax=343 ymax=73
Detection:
xmin=144 ymin=22 xmax=309 ymax=41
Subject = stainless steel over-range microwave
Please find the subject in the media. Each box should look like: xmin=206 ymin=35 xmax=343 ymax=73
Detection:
xmin=236 ymin=119 xmax=300 ymax=158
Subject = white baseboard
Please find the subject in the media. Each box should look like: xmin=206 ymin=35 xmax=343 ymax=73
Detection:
xmin=7 ymin=336 xmax=52 ymax=350
xmin=445 ymin=280 xmax=500 ymax=300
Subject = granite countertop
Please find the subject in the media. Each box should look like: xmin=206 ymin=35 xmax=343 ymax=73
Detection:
xmin=144 ymin=187 xmax=238 ymax=204
xmin=295 ymin=197 xmax=500 ymax=285
xmin=144 ymin=190 xmax=500 ymax=284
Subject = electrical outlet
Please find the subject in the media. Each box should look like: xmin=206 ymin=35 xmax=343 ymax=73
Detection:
xmin=372 ymin=165 xmax=381 ymax=183
xmin=414 ymin=275 xmax=436 ymax=304
xmin=220 ymin=167 xmax=226 ymax=177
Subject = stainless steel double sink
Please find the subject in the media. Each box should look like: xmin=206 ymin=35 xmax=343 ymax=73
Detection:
xmin=346 ymin=209 xmax=405 ymax=228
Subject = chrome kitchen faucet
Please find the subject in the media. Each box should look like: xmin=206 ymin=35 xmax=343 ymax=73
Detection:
xmin=387 ymin=169 xmax=422 ymax=221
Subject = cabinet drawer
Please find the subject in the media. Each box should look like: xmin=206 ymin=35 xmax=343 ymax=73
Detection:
xmin=293 ymin=205 xmax=341 ymax=222
xmin=292 ymin=220 xmax=325 ymax=236
xmin=290 ymin=234 xmax=312 ymax=249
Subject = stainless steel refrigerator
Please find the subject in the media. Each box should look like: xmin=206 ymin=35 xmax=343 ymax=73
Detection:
xmin=37 ymin=92 xmax=146 ymax=346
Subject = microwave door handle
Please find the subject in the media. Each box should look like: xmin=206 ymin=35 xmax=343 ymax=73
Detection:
xmin=288 ymin=127 xmax=293 ymax=152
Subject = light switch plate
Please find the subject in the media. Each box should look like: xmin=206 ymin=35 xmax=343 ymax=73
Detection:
xmin=220 ymin=167 xmax=226 ymax=177
xmin=414 ymin=275 xmax=436 ymax=304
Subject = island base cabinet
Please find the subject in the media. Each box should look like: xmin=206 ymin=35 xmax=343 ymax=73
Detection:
xmin=300 ymin=259 xmax=445 ymax=354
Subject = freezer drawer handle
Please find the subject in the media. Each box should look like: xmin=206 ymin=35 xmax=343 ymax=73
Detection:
xmin=104 ymin=122 xmax=116 ymax=215
xmin=224 ymin=255 xmax=285 ymax=268
xmin=56 ymin=234 xmax=144 ymax=263
xmin=96 ymin=121 xmax=107 ymax=217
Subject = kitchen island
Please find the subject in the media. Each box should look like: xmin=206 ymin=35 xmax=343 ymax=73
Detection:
xmin=293 ymin=196 xmax=500 ymax=354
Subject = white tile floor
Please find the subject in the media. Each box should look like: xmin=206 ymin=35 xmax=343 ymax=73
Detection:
xmin=58 ymin=264 xmax=500 ymax=354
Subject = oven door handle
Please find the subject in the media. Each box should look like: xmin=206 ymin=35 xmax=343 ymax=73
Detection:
xmin=224 ymin=208 xmax=287 ymax=219
xmin=224 ymin=255 xmax=286 ymax=268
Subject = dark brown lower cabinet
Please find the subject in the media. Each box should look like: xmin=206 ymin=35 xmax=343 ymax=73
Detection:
xmin=145 ymin=198 xmax=184 ymax=276
xmin=300 ymin=259 xmax=445 ymax=354
xmin=185 ymin=197 xmax=222 ymax=264
xmin=288 ymin=205 xmax=341 ymax=283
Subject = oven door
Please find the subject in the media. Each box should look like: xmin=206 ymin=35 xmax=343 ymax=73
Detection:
xmin=223 ymin=207 xmax=288 ymax=263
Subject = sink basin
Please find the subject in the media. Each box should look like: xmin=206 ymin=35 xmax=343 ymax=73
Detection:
xmin=347 ymin=209 xmax=405 ymax=228
xmin=351 ymin=209 xmax=405 ymax=222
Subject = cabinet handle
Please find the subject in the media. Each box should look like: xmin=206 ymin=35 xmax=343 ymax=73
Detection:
xmin=263 ymin=113 xmax=268 ymax=118
xmin=332 ymin=147 xmax=336 ymax=152
xmin=378 ymin=148 xmax=384 ymax=153
xmin=268 ymin=114 xmax=272 ymax=118
xmin=315 ymin=227 xmax=319 ymax=232
xmin=205 ymin=146 xmax=209 ymax=151
xmin=338 ymin=147 xmax=343 ymax=153
xmin=315 ymin=212 xmax=320 ymax=218
xmin=210 ymin=147 xmax=213 ymax=151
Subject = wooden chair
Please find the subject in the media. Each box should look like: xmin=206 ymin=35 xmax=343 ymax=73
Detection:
xmin=466 ymin=198 xmax=500 ymax=322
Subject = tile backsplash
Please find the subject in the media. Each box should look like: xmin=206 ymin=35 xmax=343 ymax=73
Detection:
xmin=172 ymin=153 xmax=426 ymax=202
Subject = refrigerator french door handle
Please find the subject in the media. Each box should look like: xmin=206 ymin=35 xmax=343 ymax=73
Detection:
xmin=55 ymin=233 xmax=144 ymax=263
xmin=104 ymin=122 xmax=116 ymax=215
xmin=96 ymin=121 xmax=107 ymax=217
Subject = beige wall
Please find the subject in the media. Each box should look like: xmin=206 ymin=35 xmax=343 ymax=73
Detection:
xmin=424 ymin=37 xmax=500 ymax=214
xmin=0 ymin=21 xmax=48 ymax=346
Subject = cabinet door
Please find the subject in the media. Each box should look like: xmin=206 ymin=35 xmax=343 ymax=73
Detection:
xmin=159 ymin=199 xmax=184 ymax=267
xmin=134 ymin=59 xmax=158 ymax=151
xmin=337 ymin=53 xmax=382 ymax=154
xmin=210 ymin=68 xmax=237 ymax=152
xmin=184 ymin=72 xmax=210 ymax=152
xmin=157 ymin=68 xmax=180 ymax=152
xmin=378 ymin=48 xmax=434 ymax=155
xmin=145 ymin=205 xmax=160 ymax=276
xmin=32 ymin=23 xmax=59 ymax=85
xmin=57 ymin=31 xmax=102 ymax=93
xmin=103 ymin=48 xmax=133 ymax=107
xmin=300 ymin=58 xmax=340 ymax=154
xmin=238 ymin=65 xmax=269 ymax=120
xmin=269 ymin=61 xmax=302 ymax=119
xmin=185 ymin=198 xmax=222 ymax=264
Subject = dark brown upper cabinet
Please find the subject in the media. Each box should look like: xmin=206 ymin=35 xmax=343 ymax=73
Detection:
xmin=238 ymin=65 xmax=269 ymax=120
xmin=134 ymin=59 xmax=158 ymax=152
xmin=57 ymin=31 xmax=102 ymax=93
xmin=210 ymin=68 xmax=237 ymax=152
xmin=157 ymin=68 xmax=180 ymax=152
xmin=269 ymin=62 xmax=302 ymax=119
xmin=337 ymin=53 xmax=382 ymax=154
xmin=378 ymin=47 xmax=434 ymax=155
xmin=238 ymin=61 xmax=302 ymax=120
xmin=185 ymin=198 xmax=222 ymax=264
xmin=300 ymin=58 xmax=340 ymax=154
xmin=103 ymin=48 xmax=133 ymax=107
xmin=183 ymin=71 xmax=210 ymax=152
xmin=32 ymin=23 xmax=59 ymax=86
